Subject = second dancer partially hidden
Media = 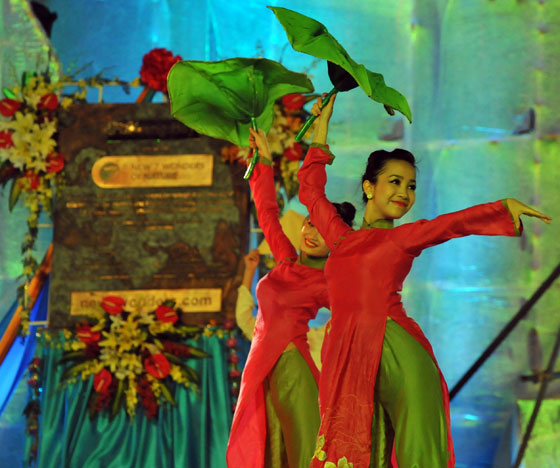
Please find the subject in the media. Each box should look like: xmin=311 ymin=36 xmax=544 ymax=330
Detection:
xmin=227 ymin=127 xmax=355 ymax=468
xmin=299 ymin=95 xmax=552 ymax=468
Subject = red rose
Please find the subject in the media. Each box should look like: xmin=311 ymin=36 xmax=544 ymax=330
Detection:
xmin=228 ymin=369 xmax=241 ymax=379
xmin=228 ymin=354 xmax=240 ymax=364
xmin=283 ymin=142 xmax=303 ymax=161
xmin=27 ymin=377 xmax=38 ymax=387
xmin=21 ymin=170 xmax=40 ymax=191
xmin=93 ymin=369 xmax=113 ymax=393
xmin=155 ymin=304 xmax=178 ymax=324
xmin=0 ymin=98 xmax=22 ymax=117
xmin=139 ymin=48 xmax=182 ymax=93
xmin=282 ymin=93 xmax=306 ymax=111
xmin=226 ymin=337 xmax=238 ymax=348
xmin=223 ymin=319 xmax=235 ymax=330
xmin=101 ymin=296 xmax=126 ymax=315
xmin=46 ymin=152 xmax=65 ymax=173
xmin=37 ymin=93 xmax=58 ymax=111
xmin=0 ymin=131 xmax=13 ymax=149
xmin=76 ymin=324 xmax=101 ymax=345
xmin=144 ymin=353 xmax=170 ymax=379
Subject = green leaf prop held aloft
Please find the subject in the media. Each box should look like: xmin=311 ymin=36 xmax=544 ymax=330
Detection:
xmin=167 ymin=57 xmax=314 ymax=179
xmin=267 ymin=6 xmax=412 ymax=141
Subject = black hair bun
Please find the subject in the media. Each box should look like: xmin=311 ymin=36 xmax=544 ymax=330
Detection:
xmin=333 ymin=201 xmax=356 ymax=227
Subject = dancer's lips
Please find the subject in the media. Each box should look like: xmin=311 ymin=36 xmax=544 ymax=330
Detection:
xmin=392 ymin=201 xmax=407 ymax=208
xmin=304 ymin=238 xmax=318 ymax=248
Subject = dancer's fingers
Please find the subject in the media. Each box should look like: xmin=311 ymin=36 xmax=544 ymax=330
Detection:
xmin=523 ymin=207 xmax=552 ymax=223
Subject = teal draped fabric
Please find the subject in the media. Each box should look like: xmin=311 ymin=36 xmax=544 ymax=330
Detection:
xmin=28 ymin=332 xmax=247 ymax=468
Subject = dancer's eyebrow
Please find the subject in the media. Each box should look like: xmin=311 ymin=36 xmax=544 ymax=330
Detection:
xmin=388 ymin=174 xmax=416 ymax=183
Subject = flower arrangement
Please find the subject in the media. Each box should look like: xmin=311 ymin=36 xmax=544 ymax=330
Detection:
xmin=0 ymin=72 xmax=72 ymax=335
xmin=0 ymin=69 xmax=131 ymax=335
xmin=220 ymin=92 xmax=317 ymax=204
xmin=58 ymin=296 xmax=210 ymax=420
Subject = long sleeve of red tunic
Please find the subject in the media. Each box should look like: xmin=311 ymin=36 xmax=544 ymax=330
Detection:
xmin=298 ymin=144 xmax=353 ymax=250
xmin=249 ymin=161 xmax=298 ymax=263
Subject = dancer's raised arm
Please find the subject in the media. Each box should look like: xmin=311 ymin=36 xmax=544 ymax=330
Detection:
xmin=248 ymin=128 xmax=297 ymax=263
xmin=298 ymin=95 xmax=353 ymax=249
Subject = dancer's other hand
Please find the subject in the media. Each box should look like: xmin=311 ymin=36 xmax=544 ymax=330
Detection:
xmin=505 ymin=198 xmax=552 ymax=231
xmin=244 ymin=249 xmax=260 ymax=272
xmin=242 ymin=249 xmax=260 ymax=289
xmin=248 ymin=127 xmax=272 ymax=161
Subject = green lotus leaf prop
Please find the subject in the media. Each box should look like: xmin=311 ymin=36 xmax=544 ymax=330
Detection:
xmin=168 ymin=57 xmax=314 ymax=179
xmin=268 ymin=6 xmax=412 ymax=141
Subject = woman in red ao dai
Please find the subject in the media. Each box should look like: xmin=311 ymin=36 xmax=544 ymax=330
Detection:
xmin=227 ymin=127 xmax=355 ymax=468
xmin=298 ymin=95 xmax=552 ymax=468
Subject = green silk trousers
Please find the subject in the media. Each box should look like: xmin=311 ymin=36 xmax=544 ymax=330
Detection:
xmin=264 ymin=347 xmax=320 ymax=468
xmin=371 ymin=319 xmax=450 ymax=468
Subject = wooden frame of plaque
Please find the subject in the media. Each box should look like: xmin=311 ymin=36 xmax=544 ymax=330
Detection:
xmin=49 ymin=103 xmax=249 ymax=327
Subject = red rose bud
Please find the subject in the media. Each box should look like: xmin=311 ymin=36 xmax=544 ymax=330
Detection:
xmin=0 ymin=130 xmax=13 ymax=149
xmin=283 ymin=142 xmax=303 ymax=161
xmin=100 ymin=296 xmax=126 ymax=315
xmin=0 ymin=98 xmax=22 ymax=117
xmin=37 ymin=93 xmax=58 ymax=111
xmin=231 ymin=387 xmax=239 ymax=396
xmin=223 ymin=319 xmax=235 ymax=330
xmin=228 ymin=354 xmax=240 ymax=364
xmin=33 ymin=357 xmax=41 ymax=366
xmin=228 ymin=369 xmax=241 ymax=379
xmin=226 ymin=337 xmax=238 ymax=348
xmin=23 ymin=170 xmax=40 ymax=190
xmin=46 ymin=152 xmax=65 ymax=173
xmin=27 ymin=378 xmax=38 ymax=387
xmin=76 ymin=324 xmax=101 ymax=344
xmin=93 ymin=369 xmax=113 ymax=393
xmin=282 ymin=93 xmax=306 ymax=111
xmin=155 ymin=304 xmax=178 ymax=324
xmin=144 ymin=353 xmax=170 ymax=379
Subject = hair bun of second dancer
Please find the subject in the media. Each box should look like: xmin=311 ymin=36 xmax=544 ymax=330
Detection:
xmin=333 ymin=202 xmax=356 ymax=227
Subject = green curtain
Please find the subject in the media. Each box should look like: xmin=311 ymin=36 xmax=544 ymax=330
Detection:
xmin=27 ymin=333 xmax=246 ymax=468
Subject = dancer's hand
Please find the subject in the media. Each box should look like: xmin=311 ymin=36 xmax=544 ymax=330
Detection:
xmin=311 ymin=93 xmax=336 ymax=145
xmin=311 ymin=93 xmax=336 ymax=127
xmin=248 ymin=127 xmax=272 ymax=161
xmin=244 ymin=249 xmax=260 ymax=272
xmin=505 ymin=198 xmax=552 ymax=230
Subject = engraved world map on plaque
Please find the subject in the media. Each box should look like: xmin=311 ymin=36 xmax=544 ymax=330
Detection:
xmin=49 ymin=103 xmax=249 ymax=328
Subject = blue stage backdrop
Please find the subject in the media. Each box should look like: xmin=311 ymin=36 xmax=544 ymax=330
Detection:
xmin=1 ymin=1 xmax=559 ymax=467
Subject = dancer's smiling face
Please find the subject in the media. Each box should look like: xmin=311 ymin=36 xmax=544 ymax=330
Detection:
xmin=300 ymin=217 xmax=329 ymax=257
xmin=363 ymin=159 xmax=416 ymax=220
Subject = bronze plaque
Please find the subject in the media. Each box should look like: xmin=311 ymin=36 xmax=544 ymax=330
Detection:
xmin=49 ymin=103 xmax=249 ymax=328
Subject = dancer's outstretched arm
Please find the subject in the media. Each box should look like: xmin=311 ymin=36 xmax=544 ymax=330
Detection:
xmin=392 ymin=199 xmax=551 ymax=257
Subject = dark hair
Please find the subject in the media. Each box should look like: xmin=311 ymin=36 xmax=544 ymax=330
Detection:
xmin=333 ymin=202 xmax=356 ymax=227
xmin=361 ymin=148 xmax=416 ymax=203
